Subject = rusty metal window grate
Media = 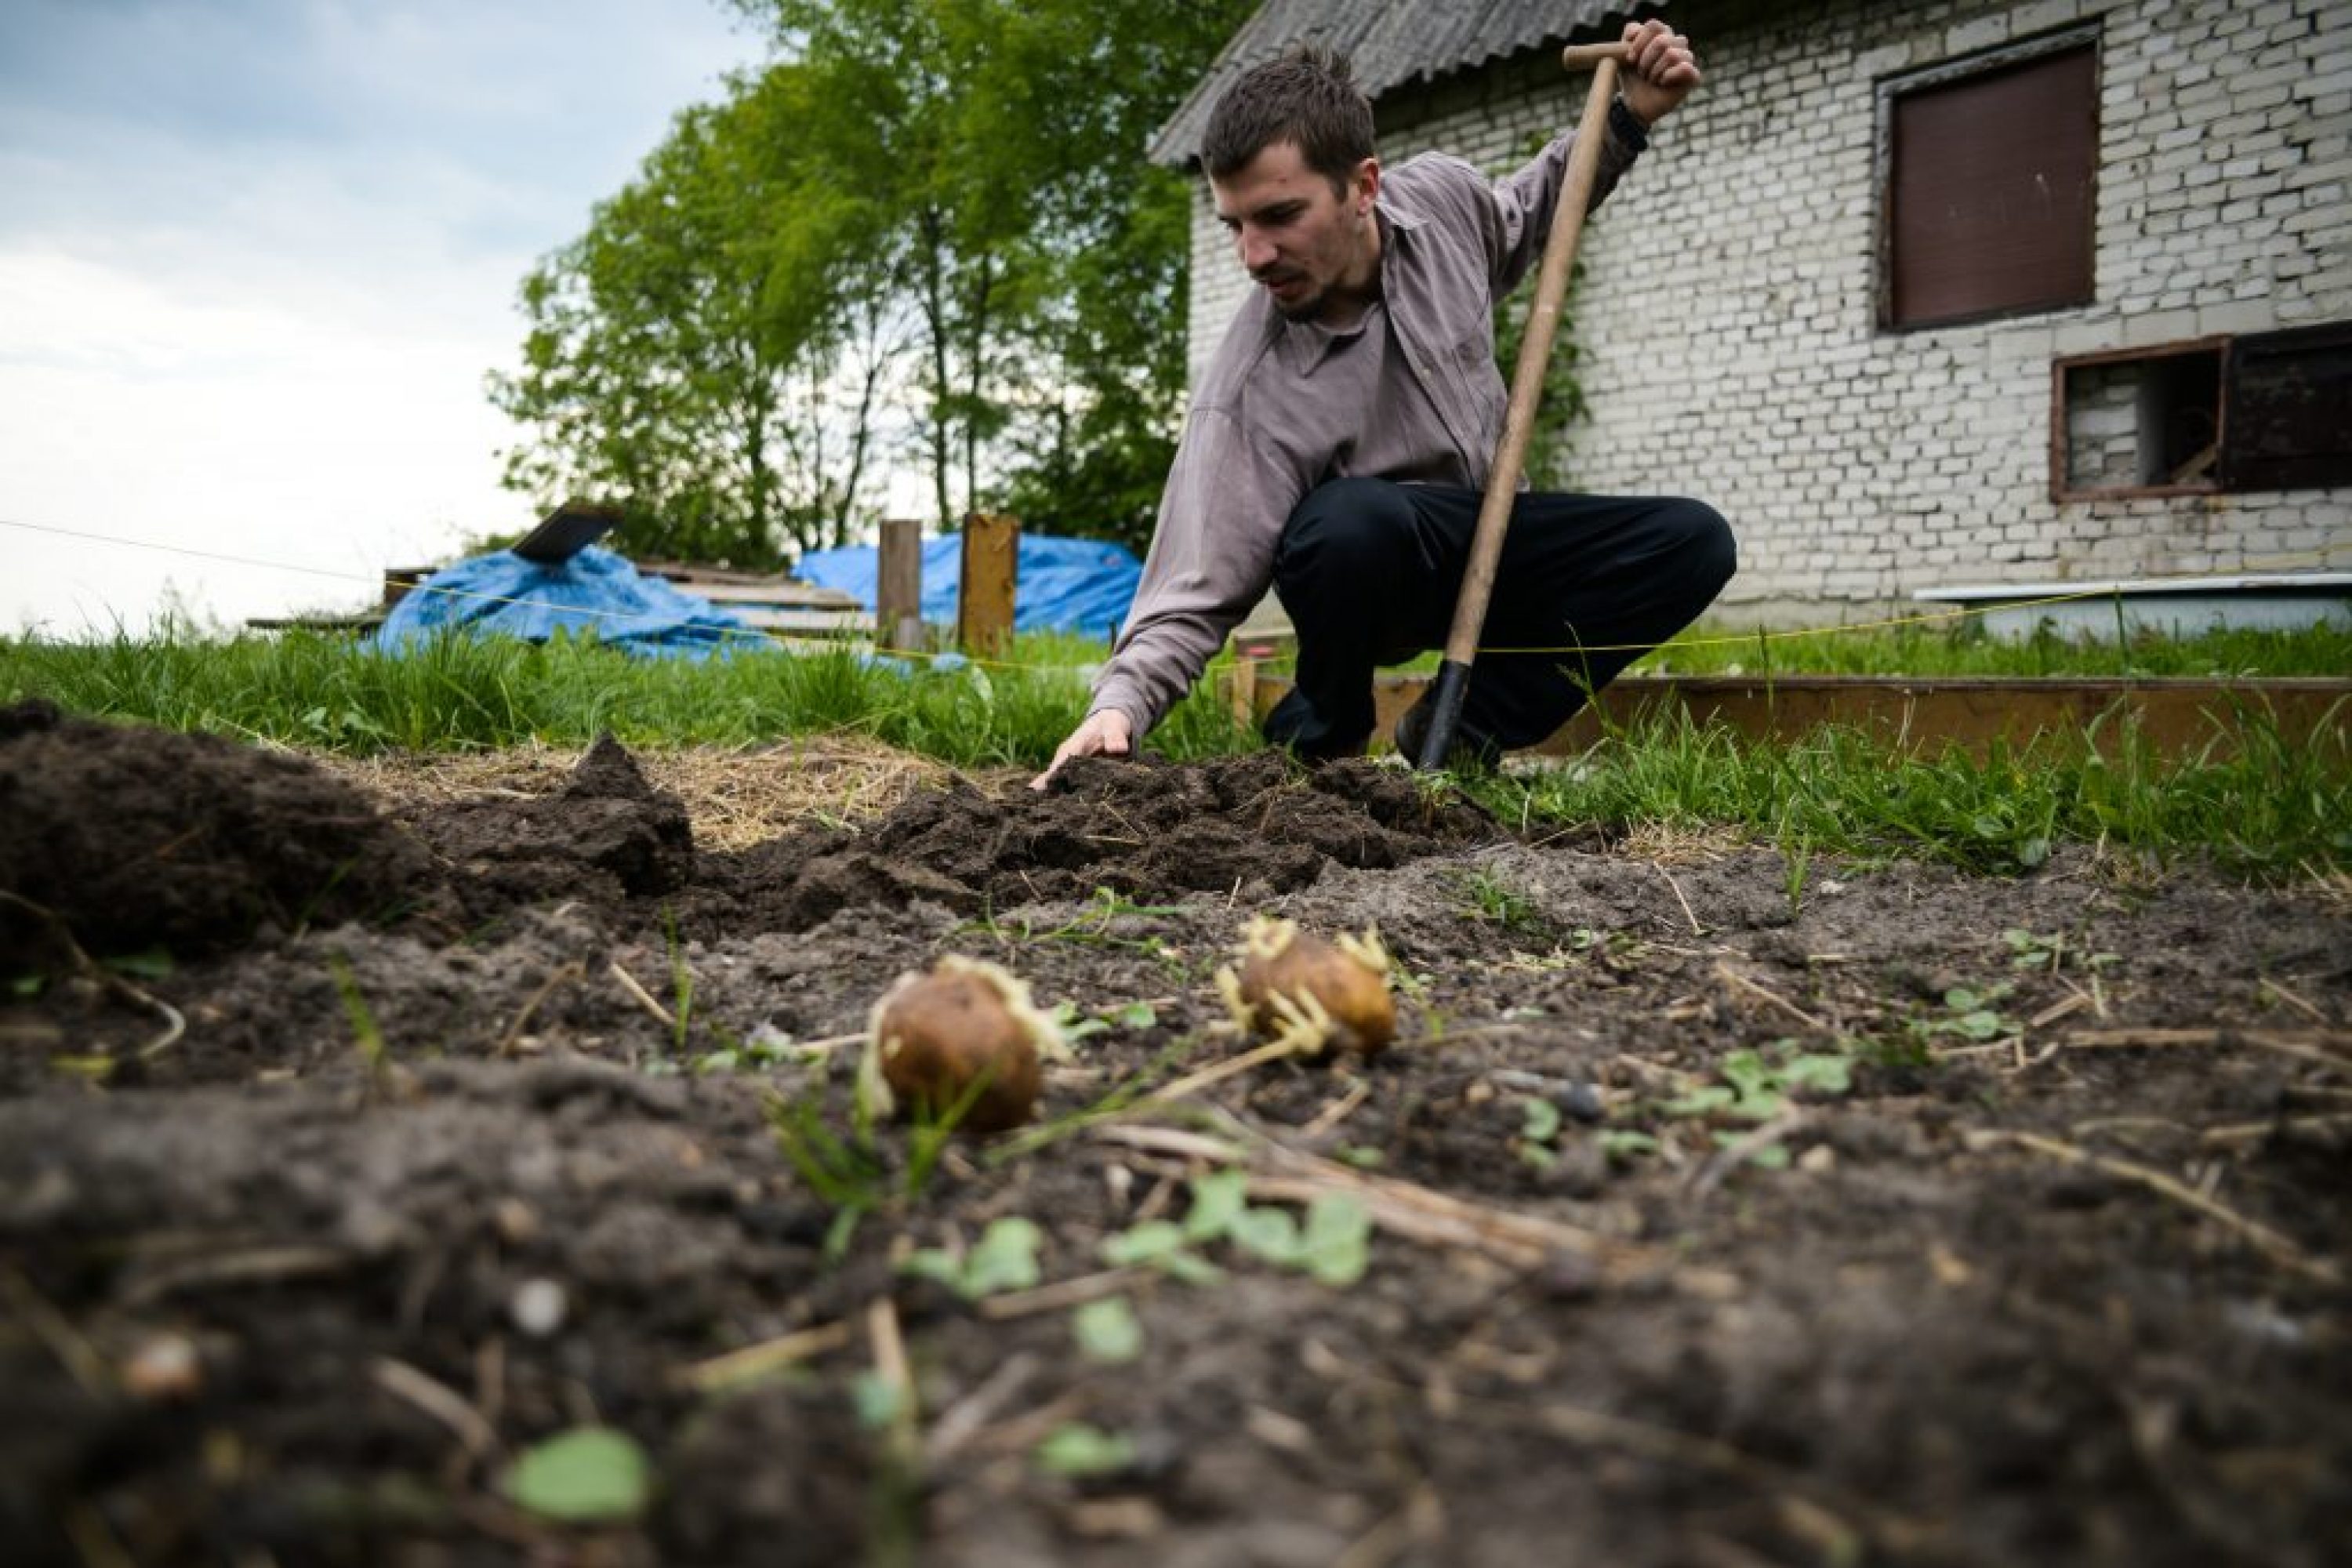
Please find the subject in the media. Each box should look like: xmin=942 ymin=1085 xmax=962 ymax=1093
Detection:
xmin=1879 ymin=29 xmax=2100 ymax=332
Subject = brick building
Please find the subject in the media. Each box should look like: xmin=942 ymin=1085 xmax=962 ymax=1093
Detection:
xmin=1151 ymin=0 xmax=2351 ymax=623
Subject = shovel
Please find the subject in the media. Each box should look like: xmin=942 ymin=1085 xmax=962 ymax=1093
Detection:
xmin=1415 ymin=40 xmax=1628 ymax=770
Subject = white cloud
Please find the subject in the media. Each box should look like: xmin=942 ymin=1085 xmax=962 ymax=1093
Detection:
xmin=0 ymin=0 xmax=764 ymax=635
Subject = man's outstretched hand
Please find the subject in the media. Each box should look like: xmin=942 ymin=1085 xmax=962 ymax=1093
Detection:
xmin=1617 ymin=18 xmax=1702 ymax=126
xmin=1029 ymin=708 xmax=1133 ymax=791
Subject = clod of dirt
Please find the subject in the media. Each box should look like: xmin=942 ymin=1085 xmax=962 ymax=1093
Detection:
xmin=414 ymin=734 xmax=696 ymax=921
xmin=665 ymin=752 xmax=1500 ymax=940
xmin=0 ymin=707 xmax=444 ymax=966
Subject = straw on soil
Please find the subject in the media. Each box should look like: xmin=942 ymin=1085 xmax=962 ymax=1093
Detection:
xmin=309 ymin=734 xmax=958 ymax=850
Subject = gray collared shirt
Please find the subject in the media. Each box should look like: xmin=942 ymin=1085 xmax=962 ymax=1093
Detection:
xmin=1090 ymin=114 xmax=1646 ymax=739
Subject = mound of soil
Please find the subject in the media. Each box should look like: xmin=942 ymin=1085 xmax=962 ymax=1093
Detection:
xmin=0 ymin=702 xmax=443 ymax=966
xmin=411 ymin=735 xmax=696 ymax=921
xmin=665 ymin=751 xmax=1500 ymax=938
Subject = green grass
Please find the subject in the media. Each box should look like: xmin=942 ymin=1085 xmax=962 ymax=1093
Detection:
xmin=1468 ymin=705 xmax=2351 ymax=878
xmin=1632 ymin=618 xmax=2352 ymax=679
xmin=1303 ymin=620 xmax=2352 ymax=681
xmin=5 ymin=622 xmax=2343 ymax=877
xmin=0 ymin=624 xmax=1250 ymax=769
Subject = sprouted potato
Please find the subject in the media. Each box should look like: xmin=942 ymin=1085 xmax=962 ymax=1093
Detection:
xmin=861 ymin=956 xmax=1065 ymax=1133
xmin=1217 ymin=915 xmax=1396 ymax=1058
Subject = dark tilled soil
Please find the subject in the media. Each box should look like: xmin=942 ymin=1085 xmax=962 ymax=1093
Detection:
xmin=2 ymin=717 xmax=2347 ymax=1566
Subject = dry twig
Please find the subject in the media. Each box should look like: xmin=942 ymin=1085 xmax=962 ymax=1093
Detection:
xmin=372 ymin=1356 xmax=499 ymax=1460
xmin=1090 ymin=1116 xmax=1717 ymax=1289
xmin=1143 ymin=1036 xmax=1301 ymax=1104
xmin=1712 ymin=960 xmax=1829 ymax=1036
xmin=3 ymin=1270 xmax=110 ymax=1395
xmin=1685 ymin=1108 xmax=1808 ymax=1202
xmin=924 ymin=1352 xmax=1041 ymax=1465
xmin=1965 ymin=1128 xmax=2339 ymax=1284
xmin=1654 ymin=863 xmax=1703 ymax=935
xmin=119 ymin=1245 xmax=352 ymax=1308
xmin=2058 ymin=1026 xmax=2352 ymax=1073
xmin=607 ymin=960 xmax=675 ymax=1029
xmin=675 ymin=1319 xmax=853 ymax=1392
xmin=496 ymin=960 xmax=585 ymax=1056
xmin=0 ymin=891 xmax=186 ymax=1062
xmin=867 ymin=1297 xmax=921 ymax=1470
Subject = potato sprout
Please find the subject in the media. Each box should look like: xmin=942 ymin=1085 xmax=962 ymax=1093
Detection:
xmin=1216 ymin=915 xmax=1396 ymax=1058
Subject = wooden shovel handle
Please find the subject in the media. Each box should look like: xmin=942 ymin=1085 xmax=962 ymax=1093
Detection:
xmin=1437 ymin=54 xmax=1620 ymax=666
xmin=1561 ymin=42 xmax=1632 ymax=70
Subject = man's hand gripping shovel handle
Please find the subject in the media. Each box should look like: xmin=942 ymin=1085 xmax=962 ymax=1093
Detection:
xmin=1415 ymin=42 xmax=1626 ymax=770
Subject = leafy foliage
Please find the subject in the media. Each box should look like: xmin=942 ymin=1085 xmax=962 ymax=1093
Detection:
xmin=492 ymin=0 xmax=1250 ymax=564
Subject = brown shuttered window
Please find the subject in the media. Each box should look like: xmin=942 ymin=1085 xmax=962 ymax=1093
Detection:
xmin=1886 ymin=42 xmax=2098 ymax=329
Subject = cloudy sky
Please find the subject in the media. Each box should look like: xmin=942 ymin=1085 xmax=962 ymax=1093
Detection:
xmin=0 ymin=0 xmax=768 ymax=635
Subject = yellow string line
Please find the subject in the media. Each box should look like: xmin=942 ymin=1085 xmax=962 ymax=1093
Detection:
xmin=4 ymin=515 xmax=2341 ymax=670
xmin=0 ymin=515 xmax=1047 ymax=674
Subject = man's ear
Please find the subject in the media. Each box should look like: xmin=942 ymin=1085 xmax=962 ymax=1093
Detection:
xmin=1352 ymin=157 xmax=1381 ymax=216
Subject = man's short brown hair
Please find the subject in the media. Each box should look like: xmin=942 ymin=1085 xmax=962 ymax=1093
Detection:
xmin=1201 ymin=45 xmax=1375 ymax=195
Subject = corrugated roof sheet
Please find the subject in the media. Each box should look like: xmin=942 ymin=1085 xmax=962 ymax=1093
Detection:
xmin=1150 ymin=0 xmax=1666 ymax=167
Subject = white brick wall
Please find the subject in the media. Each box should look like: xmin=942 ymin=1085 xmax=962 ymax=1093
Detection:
xmin=1178 ymin=0 xmax=2352 ymax=621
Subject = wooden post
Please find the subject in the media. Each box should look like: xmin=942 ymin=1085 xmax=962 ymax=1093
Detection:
xmin=956 ymin=512 xmax=1019 ymax=657
xmin=877 ymin=517 xmax=924 ymax=652
xmin=1225 ymin=653 xmax=1260 ymax=728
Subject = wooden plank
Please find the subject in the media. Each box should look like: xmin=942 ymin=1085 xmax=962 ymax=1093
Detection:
xmin=735 ymin=608 xmax=873 ymax=637
xmin=877 ymin=517 xmax=924 ymax=652
xmin=1254 ymin=673 xmax=2352 ymax=764
xmin=245 ymin=615 xmax=383 ymax=634
xmin=684 ymin=581 xmax=863 ymax=608
xmin=957 ymin=512 xmax=1019 ymax=656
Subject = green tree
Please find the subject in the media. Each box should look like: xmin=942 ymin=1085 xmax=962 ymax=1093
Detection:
xmin=488 ymin=67 xmax=893 ymax=566
xmin=492 ymin=0 xmax=1247 ymax=564
xmin=760 ymin=0 xmax=1244 ymax=539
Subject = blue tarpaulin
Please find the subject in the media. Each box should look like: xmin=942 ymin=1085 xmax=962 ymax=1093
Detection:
xmin=795 ymin=532 xmax=1141 ymax=642
xmin=373 ymin=546 xmax=753 ymax=660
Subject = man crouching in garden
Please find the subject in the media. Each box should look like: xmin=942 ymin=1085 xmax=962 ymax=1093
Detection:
xmin=1034 ymin=19 xmax=1733 ymax=787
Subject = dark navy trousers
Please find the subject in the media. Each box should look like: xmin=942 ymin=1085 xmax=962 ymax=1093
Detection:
xmin=1262 ymin=479 xmax=1737 ymax=760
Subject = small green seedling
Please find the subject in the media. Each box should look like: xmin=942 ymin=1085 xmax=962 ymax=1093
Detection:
xmin=1660 ymin=1040 xmax=1853 ymax=1124
xmin=1599 ymin=1129 xmax=1660 ymax=1162
xmin=1932 ymin=984 xmax=2022 ymax=1044
xmin=853 ymin=1370 xmax=909 ymax=1432
xmin=1131 ymin=1169 xmax=1374 ymax=1287
xmin=1784 ymin=837 xmax=1813 ymax=918
xmin=1049 ymin=998 xmax=1159 ymax=1047
xmin=2002 ymin=926 xmax=2117 ymax=976
xmin=1453 ymin=866 xmax=1547 ymax=938
xmin=1099 ymin=1218 xmax=1223 ymax=1285
xmin=690 ymin=1027 xmax=800 ymax=1076
xmin=326 ymin=953 xmax=388 ymax=1086
xmin=1033 ymin=1422 xmax=1137 ymax=1479
xmin=503 ymin=1427 xmax=652 ymax=1524
xmin=1516 ymin=1096 xmax=1564 ymax=1171
xmin=901 ymin=1217 xmax=1044 ymax=1300
xmin=1071 ymin=1297 xmax=1145 ymax=1363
